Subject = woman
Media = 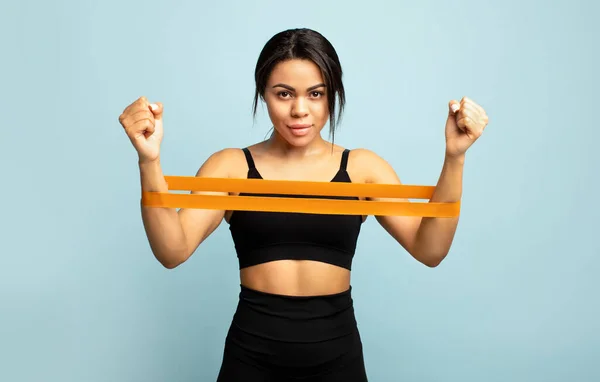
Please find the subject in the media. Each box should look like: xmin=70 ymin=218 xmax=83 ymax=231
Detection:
xmin=119 ymin=28 xmax=489 ymax=381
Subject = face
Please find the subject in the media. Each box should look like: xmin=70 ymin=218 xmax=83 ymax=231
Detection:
xmin=263 ymin=59 xmax=330 ymax=147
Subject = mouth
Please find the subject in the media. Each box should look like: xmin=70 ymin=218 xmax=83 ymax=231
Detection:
xmin=287 ymin=123 xmax=312 ymax=137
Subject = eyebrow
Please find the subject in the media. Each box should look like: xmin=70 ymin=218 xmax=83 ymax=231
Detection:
xmin=272 ymin=83 xmax=326 ymax=92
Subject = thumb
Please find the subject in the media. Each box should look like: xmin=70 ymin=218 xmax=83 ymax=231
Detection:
xmin=149 ymin=102 xmax=164 ymax=121
xmin=448 ymin=100 xmax=460 ymax=116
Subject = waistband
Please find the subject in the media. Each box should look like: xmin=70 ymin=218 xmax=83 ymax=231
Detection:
xmin=230 ymin=284 xmax=357 ymax=343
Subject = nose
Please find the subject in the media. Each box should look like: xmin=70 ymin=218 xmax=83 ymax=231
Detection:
xmin=291 ymin=97 xmax=309 ymax=118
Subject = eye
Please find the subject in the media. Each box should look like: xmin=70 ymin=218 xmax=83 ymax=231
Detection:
xmin=278 ymin=91 xmax=292 ymax=98
xmin=311 ymin=91 xmax=324 ymax=98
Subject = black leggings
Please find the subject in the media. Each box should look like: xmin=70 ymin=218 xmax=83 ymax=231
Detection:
xmin=216 ymin=285 xmax=368 ymax=381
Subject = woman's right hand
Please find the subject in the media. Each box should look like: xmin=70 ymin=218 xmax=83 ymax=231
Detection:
xmin=119 ymin=96 xmax=164 ymax=163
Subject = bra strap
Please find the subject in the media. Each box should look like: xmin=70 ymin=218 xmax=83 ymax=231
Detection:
xmin=340 ymin=149 xmax=350 ymax=171
xmin=241 ymin=148 xmax=256 ymax=170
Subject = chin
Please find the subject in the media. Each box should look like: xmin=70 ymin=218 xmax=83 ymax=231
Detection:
xmin=275 ymin=126 xmax=320 ymax=147
xmin=282 ymin=134 xmax=315 ymax=147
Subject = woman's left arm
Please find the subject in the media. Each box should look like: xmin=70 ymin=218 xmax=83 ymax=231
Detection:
xmin=362 ymin=96 xmax=489 ymax=267
xmin=408 ymin=153 xmax=465 ymax=267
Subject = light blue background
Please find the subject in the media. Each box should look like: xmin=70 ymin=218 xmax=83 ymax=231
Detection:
xmin=2 ymin=0 xmax=598 ymax=381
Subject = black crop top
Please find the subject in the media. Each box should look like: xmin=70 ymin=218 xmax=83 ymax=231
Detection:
xmin=228 ymin=148 xmax=363 ymax=270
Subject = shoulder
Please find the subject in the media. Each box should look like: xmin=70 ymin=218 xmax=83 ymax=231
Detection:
xmin=347 ymin=147 xmax=383 ymax=162
xmin=194 ymin=147 xmax=248 ymax=178
xmin=347 ymin=148 xmax=400 ymax=184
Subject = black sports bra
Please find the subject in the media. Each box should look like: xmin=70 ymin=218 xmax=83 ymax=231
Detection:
xmin=228 ymin=148 xmax=363 ymax=270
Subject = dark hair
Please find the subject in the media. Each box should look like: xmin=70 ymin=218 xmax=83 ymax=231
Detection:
xmin=252 ymin=28 xmax=346 ymax=140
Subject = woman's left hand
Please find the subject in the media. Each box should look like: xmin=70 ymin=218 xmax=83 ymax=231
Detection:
xmin=444 ymin=96 xmax=489 ymax=158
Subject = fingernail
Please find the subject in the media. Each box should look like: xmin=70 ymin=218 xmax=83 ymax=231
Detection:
xmin=451 ymin=104 xmax=460 ymax=113
xmin=149 ymin=103 xmax=157 ymax=111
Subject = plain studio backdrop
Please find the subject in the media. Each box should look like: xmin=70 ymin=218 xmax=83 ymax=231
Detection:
xmin=1 ymin=0 xmax=598 ymax=381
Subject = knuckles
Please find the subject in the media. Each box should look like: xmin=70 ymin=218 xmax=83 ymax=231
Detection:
xmin=119 ymin=97 xmax=153 ymax=127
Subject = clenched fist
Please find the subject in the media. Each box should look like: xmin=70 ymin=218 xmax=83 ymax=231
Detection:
xmin=445 ymin=96 xmax=489 ymax=158
xmin=119 ymin=96 xmax=164 ymax=163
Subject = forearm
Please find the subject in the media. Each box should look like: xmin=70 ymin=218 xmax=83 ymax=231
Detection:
xmin=412 ymin=153 xmax=465 ymax=266
xmin=139 ymin=158 xmax=188 ymax=268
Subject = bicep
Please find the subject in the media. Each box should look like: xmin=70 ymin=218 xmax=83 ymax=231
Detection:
xmin=361 ymin=150 xmax=422 ymax=254
xmin=178 ymin=149 xmax=235 ymax=256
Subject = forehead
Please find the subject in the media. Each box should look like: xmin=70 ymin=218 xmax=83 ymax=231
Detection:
xmin=267 ymin=59 xmax=324 ymax=86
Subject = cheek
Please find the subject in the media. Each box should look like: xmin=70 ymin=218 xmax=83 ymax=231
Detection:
xmin=312 ymin=100 xmax=329 ymax=121
xmin=265 ymin=99 xmax=288 ymax=122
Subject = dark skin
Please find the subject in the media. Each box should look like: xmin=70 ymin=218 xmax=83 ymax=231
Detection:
xmin=122 ymin=58 xmax=489 ymax=296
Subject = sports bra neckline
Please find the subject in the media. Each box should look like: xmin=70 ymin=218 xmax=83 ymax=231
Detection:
xmin=241 ymin=147 xmax=351 ymax=183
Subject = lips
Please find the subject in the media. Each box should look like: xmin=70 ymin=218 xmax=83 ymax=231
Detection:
xmin=287 ymin=123 xmax=312 ymax=137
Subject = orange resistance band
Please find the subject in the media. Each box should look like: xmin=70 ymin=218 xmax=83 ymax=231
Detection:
xmin=140 ymin=176 xmax=460 ymax=217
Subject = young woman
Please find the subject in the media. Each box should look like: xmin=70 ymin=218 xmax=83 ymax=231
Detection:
xmin=119 ymin=28 xmax=489 ymax=381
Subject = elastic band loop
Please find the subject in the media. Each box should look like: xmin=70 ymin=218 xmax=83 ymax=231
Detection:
xmin=141 ymin=176 xmax=460 ymax=217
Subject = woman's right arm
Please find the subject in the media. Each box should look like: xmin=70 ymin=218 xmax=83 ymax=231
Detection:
xmin=118 ymin=96 xmax=231 ymax=269
xmin=139 ymin=150 xmax=232 ymax=269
